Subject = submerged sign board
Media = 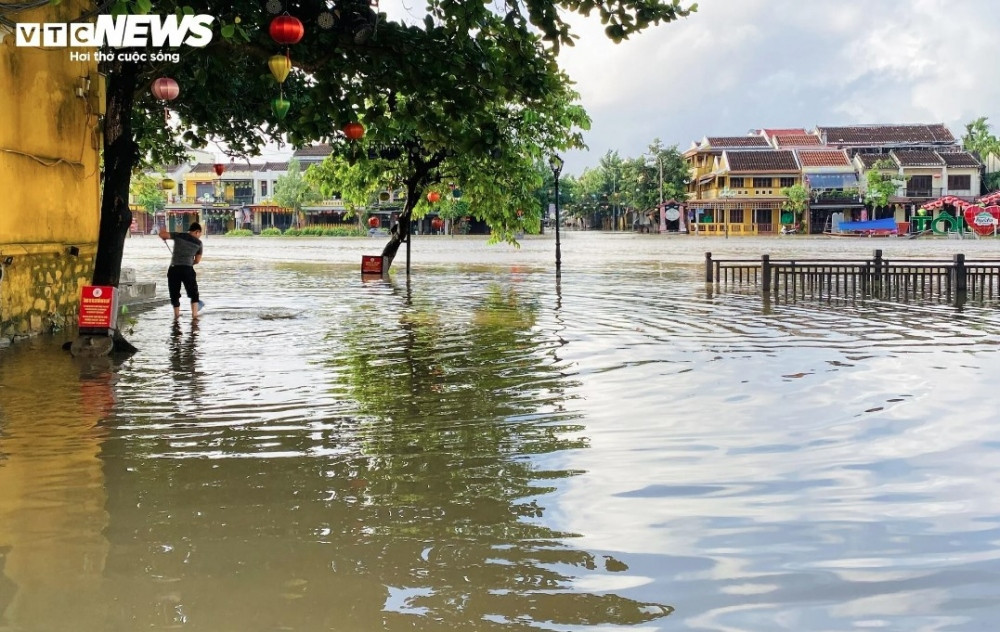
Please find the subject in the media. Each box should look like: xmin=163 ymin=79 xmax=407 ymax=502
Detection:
xmin=361 ymin=255 xmax=388 ymax=276
xmin=78 ymin=285 xmax=120 ymax=335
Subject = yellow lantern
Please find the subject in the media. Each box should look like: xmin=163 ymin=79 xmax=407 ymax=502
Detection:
xmin=268 ymin=54 xmax=292 ymax=84
xmin=160 ymin=178 xmax=176 ymax=191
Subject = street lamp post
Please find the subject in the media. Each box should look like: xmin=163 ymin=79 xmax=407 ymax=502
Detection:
xmin=549 ymin=154 xmax=564 ymax=270
xmin=658 ymin=157 xmax=666 ymax=234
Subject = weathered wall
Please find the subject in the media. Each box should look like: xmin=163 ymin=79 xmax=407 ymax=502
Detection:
xmin=0 ymin=0 xmax=101 ymax=342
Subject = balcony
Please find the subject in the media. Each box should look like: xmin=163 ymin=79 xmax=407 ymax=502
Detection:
xmin=810 ymin=188 xmax=863 ymax=207
xmin=900 ymin=187 xmax=942 ymax=200
xmin=167 ymin=195 xmax=256 ymax=206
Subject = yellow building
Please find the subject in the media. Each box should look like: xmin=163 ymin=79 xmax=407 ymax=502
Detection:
xmin=684 ymin=135 xmax=802 ymax=235
xmin=0 ymin=0 xmax=102 ymax=339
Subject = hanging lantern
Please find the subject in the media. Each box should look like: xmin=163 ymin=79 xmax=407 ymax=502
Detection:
xmin=343 ymin=122 xmax=365 ymax=141
xmin=271 ymin=97 xmax=290 ymax=120
xmin=378 ymin=191 xmax=390 ymax=202
xmin=269 ymin=15 xmax=304 ymax=45
xmin=268 ymin=54 xmax=292 ymax=83
xmin=160 ymin=178 xmax=176 ymax=191
xmin=213 ymin=163 xmax=225 ymax=176
xmin=151 ymin=77 xmax=179 ymax=101
xmin=451 ymin=188 xmax=462 ymax=199
xmin=431 ymin=217 xmax=444 ymax=230
xmin=427 ymin=191 xmax=441 ymax=203
xmin=368 ymin=216 xmax=380 ymax=228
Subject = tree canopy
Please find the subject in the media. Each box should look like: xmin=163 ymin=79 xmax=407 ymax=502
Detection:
xmin=962 ymin=116 xmax=1000 ymax=193
xmin=87 ymin=0 xmax=695 ymax=285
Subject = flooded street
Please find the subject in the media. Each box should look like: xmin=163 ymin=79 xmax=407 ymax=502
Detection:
xmin=2 ymin=232 xmax=1000 ymax=631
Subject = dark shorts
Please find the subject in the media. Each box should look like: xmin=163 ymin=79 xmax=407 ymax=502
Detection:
xmin=167 ymin=265 xmax=199 ymax=306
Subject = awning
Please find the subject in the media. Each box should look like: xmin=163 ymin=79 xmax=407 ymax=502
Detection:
xmin=805 ymin=173 xmax=858 ymax=189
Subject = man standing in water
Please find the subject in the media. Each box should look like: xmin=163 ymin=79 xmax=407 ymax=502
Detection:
xmin=159 ymin=222 xmax=203 ymax=319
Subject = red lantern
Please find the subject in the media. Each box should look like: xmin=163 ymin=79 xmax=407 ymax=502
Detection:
xmin=213 ymin=163 xmax=225 ymax=176
xmin=431 ymin=217 xmax=444 ymax=230
xmin=269 ymin=15 xmax=304 ymax=45
xmin=151 ymin=77 xmax=179 ymax=101
xmin=343 ymin=122 xmax=364 ymax=141
xmin=427 ymin=191 xmax=441 ymax=203
xmin=368 ymin=216 xmax=380 ymax=228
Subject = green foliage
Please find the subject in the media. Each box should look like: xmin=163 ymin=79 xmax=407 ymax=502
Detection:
xmin=562 ymin=141 xmax=687 ymax=224
xmin=962 ymin=117 xmax=999 ymax=193
xmin=779 ymin=183 xmax=808 ymax=219
xmin=865 ymin=159 xmax=905 ymax=209
xmin=293 ymin=225 xmax=368 ymax=237
xmin=95 ymin=0 xmax=696 ymax=273
xmin=434 ymin=196 xmax=472 ymax=222
xmin=962 ymin=117 xmax=1000 ymax=162
xmin=986 ymin=172 xmax=1000 ymax=193
xmin=224 ymin=228 xmax=254 ymax=236
xmin=260 ymin=227 xmax=282 ymax=236
xmin=273 ymin=159 xmax=321 ymax=226
xmin=129 ymin=173 xmax=166 ymax=213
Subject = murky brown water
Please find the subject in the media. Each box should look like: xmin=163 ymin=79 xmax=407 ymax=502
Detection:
xmin=2 ymin=232 xmax=1000 ymax=631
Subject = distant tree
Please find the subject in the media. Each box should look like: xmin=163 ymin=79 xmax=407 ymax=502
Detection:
xmin=130 ymin=173 xmax=166 ymax=215
xmin=962 ymin=116 xmax=1000 ymax=192
xmin=273 ymin=159 xmax=321 ymax=228
xmin=779 ymin=183 xmax=808 ymax=226
xmin=865 ymin=159 xmax=905 ymax=210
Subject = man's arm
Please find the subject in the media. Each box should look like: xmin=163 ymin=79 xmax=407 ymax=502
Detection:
xmin=193 ymin=253 xmax=202 ymax=265
xmin=158 ymin=227 xmax=170 ymax=240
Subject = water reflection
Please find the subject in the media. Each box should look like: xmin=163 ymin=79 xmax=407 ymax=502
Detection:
xmin=90 ymin=277 xmax=674 ymax=630
xmin=0 ymin=340 xmax=112 ymax=630
xmin=323 ymin=279 xmax=672 ymax=628
xmin=3 ymin=235 xmax=1000 ymax=630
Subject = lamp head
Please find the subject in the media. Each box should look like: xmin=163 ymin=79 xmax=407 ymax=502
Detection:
xmin=549 ymin=154 xmax=564 ymax=177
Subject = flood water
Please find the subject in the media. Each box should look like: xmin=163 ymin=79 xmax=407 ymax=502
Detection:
xmin=2 ymin=232 xmax=1000 ymax=631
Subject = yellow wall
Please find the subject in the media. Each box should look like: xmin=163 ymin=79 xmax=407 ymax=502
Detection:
xmin=0 ymin=0 xmax=101 ymax=338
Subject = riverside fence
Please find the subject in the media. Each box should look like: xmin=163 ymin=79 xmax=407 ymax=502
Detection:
xmin=706 ymin=250 xmax=1000 ymax=304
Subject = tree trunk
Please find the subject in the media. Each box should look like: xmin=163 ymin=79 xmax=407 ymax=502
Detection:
xmin=93 ymin=59 xmax=140 ymax=288
xmin=91 ymin=59 xmax=141 ymax=356
xmin=380 ymin=199 xmax=415 ymax=270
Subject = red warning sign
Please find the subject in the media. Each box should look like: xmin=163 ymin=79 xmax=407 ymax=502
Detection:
xmin=79 ymin=286 xmax=119 ymax=333
xmin=361 ymin=255 xmax=386 ymax=275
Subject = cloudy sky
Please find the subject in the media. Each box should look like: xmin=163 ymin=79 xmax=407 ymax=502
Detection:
xmin=555 ymin=0 xmax=1000 ymax=174
xmin=252 ymin=1 xmax=999 ymax=176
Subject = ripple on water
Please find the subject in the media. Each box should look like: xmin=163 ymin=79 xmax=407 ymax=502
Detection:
xmin=2 ymin=235 xmax=1000 ymax=630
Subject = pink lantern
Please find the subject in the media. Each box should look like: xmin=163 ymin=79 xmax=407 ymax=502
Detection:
xmin=151 ymin=77 xmax=179 ymax=101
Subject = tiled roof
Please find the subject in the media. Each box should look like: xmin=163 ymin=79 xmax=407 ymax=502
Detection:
xmin=937 ymin=151 xmax=980 ymax=167
xmin=726 ymin=150 xmax=799 ymax=172
xmin=818 ymin=124 xmax=955 ymax=145
xmin=293 ymin=144 xmax=333 ymax=157
xmin=798 ymin=150 xmax=851 ymax=168
xmin=761 ymin=128 xmax=807 ymax=137
xmin=189 ymin=163 xmax=220 ymax=174
xmin=774 ymin=134 xmax=822 ymax=147
xmin=891 ymin=149 xmax=945 ymax=167
xmin=855 ymin=153 xmax=895 ymax=168
xmin=705 ymin=136 xmax=770 ymax=148
xmin=260 ymin=161 xmax=290 ymax=172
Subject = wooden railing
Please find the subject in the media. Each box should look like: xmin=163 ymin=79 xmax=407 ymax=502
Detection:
xmin=705 ymin=250 xmax=1000 ymax=304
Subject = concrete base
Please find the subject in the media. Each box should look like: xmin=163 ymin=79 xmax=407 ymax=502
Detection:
xmin=119 ymin=280 xmax=157 ymax=305
xmin=70 ymin=334 xmax=114 ymax=358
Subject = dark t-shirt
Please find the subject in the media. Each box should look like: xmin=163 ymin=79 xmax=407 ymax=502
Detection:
xmin=170 ymin=232 xmax=203 ymax=267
